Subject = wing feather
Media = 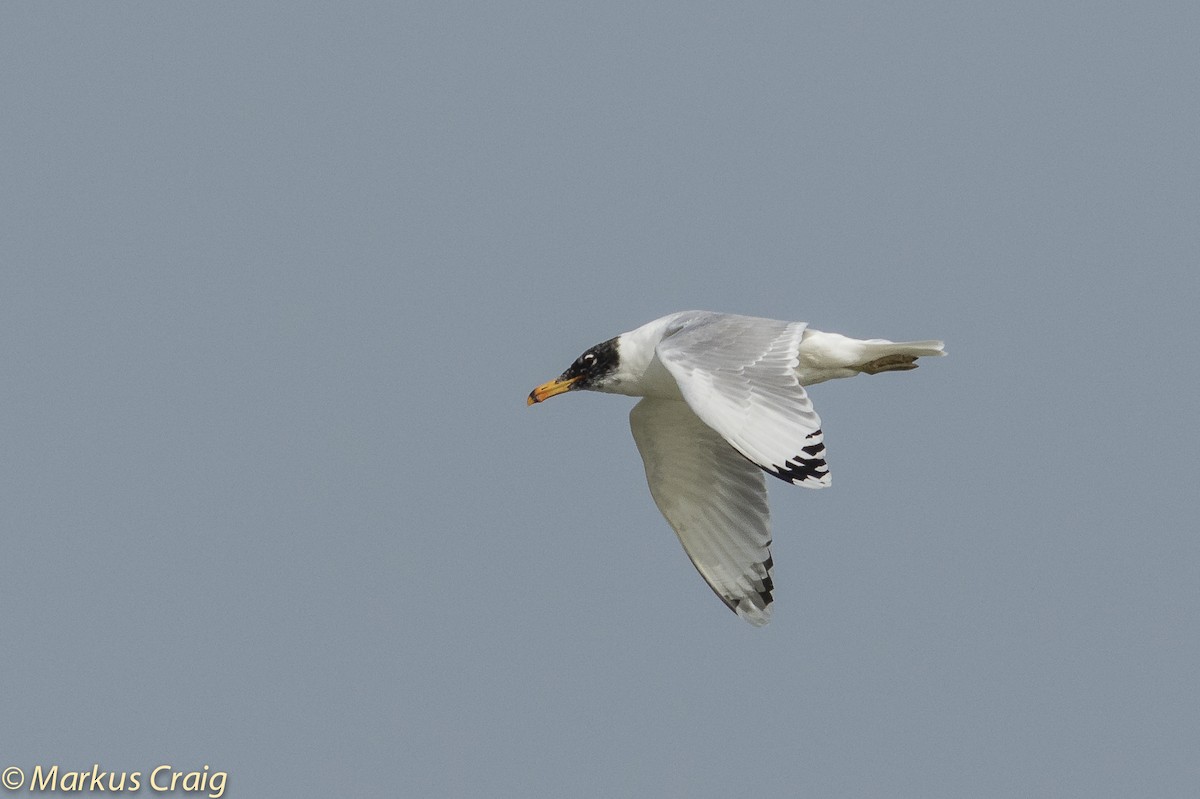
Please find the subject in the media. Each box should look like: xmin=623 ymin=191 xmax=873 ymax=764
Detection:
xmin=655 ymin=313 xmax=831 ymax=488
xmin=629 ymin=398 xmax=775 ymax=626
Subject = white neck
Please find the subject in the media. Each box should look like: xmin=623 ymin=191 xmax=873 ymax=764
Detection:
xmin=597 ymin=312 xmax=691 ymax=399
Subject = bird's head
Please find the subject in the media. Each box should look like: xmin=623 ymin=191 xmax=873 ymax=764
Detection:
xmin=527 ymin=336 xmax=621 ymax=405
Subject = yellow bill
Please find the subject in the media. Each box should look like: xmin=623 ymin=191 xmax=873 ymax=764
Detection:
xmin=527 ymin=375 xmax=581 ymax=405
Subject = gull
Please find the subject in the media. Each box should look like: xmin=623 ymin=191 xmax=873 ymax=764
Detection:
xmin=528 ymin=311 xmax=944 ymax=626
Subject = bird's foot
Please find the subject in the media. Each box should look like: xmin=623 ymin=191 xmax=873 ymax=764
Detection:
xmin=859 ymin=354 xmax=919 ymax=375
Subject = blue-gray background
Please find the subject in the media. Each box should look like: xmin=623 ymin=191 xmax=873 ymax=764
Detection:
xmin=3 ymin=3 xmax=1197 ymax=797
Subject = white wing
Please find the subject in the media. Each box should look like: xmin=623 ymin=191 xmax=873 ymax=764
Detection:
xmin=655 ymin=313 xmax=831 ymax=488
xmin=629 ymin=398 xmax=775 ymax=626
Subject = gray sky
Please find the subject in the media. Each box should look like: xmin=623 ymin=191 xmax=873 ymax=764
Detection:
xmin=2 ymin=3 xmax=1197 ymax=797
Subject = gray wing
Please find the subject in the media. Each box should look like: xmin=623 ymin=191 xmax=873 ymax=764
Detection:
xmin=655 ymin=312 xmax=831 ymax=488
xmin=629 ymin=397 xmax=775 ymax=626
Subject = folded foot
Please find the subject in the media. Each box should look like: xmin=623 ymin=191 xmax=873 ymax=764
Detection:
xmin=859 ymin=354 xmax=919 ymax=375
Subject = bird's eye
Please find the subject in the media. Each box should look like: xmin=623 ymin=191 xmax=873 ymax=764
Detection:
xmin=582 ymin=352 xmax=596 ymax=366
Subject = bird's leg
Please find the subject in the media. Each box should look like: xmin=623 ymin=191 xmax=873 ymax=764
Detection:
xmin=859 ymin=354 xmax=919 ymax=375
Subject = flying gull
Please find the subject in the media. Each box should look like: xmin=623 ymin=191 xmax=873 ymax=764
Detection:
xmin=528 ymin=310 xmax=944 ymax=626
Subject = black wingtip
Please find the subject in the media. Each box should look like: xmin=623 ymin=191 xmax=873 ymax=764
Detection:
xmin=766 ymin=429 xmax=829 ymax=485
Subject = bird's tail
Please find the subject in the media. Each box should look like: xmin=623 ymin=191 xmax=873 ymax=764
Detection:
xmin=796 ymin=330 xmax=946 ymax=385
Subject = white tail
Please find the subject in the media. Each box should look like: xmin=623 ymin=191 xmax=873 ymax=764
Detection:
xmin=861 ymin=338 xmax=945 ymax=358
xmin=797 ymin=331 xmax=945 ymax=386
